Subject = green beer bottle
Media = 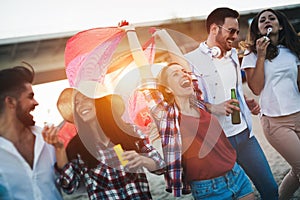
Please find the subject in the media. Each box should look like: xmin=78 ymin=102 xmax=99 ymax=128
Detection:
xmin=231 ymin=88 xmax=241 ymax=124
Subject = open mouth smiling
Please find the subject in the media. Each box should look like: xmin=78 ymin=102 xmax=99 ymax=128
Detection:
xmin=180 ymin=78 xmax=192 ymax=88
xmin=80 ymin=108 xmax=91 ymax=115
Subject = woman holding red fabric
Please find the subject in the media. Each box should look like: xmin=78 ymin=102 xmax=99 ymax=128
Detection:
xmin=121 ymin=23 xmax=255 ymax=199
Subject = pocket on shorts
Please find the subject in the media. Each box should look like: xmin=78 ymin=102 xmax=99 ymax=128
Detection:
xmin=230 ymin=163 xmax=242 ymax=177
xmin=191 ymin=184 xmax=213 ymax=199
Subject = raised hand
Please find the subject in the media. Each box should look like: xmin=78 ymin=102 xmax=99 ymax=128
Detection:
xmin=42 ymin=124 xmax=64 ymax=149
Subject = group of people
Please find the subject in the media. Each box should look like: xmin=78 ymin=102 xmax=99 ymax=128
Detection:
xmin=0 ymin=6 xmax=299 ymax=200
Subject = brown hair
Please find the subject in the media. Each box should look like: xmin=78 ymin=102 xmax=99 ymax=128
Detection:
xmin=245 ymin=9 xmax=300 ymax=60
xmin=206 ymin=7 xmax=239 ymax=33
xmin=156 ymin=63 xmax=182 ymax=105
xmin=0 ymin=62 xmax=35 ymax=112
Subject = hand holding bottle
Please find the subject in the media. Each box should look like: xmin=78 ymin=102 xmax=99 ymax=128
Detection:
xmin=231 ymin=88 xmax=241 ymax=124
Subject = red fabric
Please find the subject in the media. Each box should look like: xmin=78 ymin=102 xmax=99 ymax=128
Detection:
xmin=65 ymin=27 xmax=126 ymax=87
xmin=128 ymin=90 xmax=153 ymax=132
xmin=65 ymin=27 xmax=124 ymax=67
xmin=134 ymin=107 xmax=152 ymax=128
xmin=62 ymin=26 xmax=157 ymax=143
xmin=57 ymin=122 xmax=77 ymax=148
xmin=64 ymin=27 xmax=156 ymax=89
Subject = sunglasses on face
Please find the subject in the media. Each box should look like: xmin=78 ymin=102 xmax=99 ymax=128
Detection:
xmin=218 ymin=25 xmax=240 ymax=35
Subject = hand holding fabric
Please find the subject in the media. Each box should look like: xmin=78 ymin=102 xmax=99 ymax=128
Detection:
xmin=118 ymin=20 xmax=135 ymax=32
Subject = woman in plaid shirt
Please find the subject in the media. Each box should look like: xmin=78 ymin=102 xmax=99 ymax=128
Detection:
xmin=43 ymin=90 xmax=165 ymax=200
xmin=142 ymin=63 xmax=254 ymax=199
xmin=122 ymin=23 xmax=254 ymax=199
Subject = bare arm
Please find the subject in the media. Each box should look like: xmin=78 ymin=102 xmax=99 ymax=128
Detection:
xmin=205 ymin=99 xmax=240 ymax=116
xmin=154 ymin=29 xmax=191 ymax=71
xmin=205 ymin=95 xmax=260 ymax=116
xmin=244 ymin=37 xmax=270 ymax=95
xmin=120 ymin=23 xmax=153 ymax=80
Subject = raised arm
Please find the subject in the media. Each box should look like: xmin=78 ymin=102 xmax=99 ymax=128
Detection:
xmin=119 ymin=22 xmax=153 ymax=80
xmin=244 ymin=37 xmax=270 ymax=95
xmin=154 ymin=29 xmax=191 ymax=71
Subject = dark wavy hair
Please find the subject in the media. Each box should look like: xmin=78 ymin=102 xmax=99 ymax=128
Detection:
xmin=67 ymin=93 xmax=143 ymax=169
xmin=0 ymin=62 xmax=34 ymax=112
xmin=245 ymin=9 xmax=300 ymax=61
xmin=95 ymin=94 xmax=143 ymax=152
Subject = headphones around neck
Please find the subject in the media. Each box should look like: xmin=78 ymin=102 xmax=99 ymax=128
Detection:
xmin=211 ymin=46 xmax=221 ymax=58
xmin=210 ymin=46 xmax=232 ymax=58
xmin=201 ymin=42 xmax=231 ymax=58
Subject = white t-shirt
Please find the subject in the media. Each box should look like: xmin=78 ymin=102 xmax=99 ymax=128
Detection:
xmin=241 ymin=46 xmax=300 ymax=116
xmin=0 ymin=126 xmax=63 ymax=200
xmin=213 ymin=56 xmax=247 ymax=137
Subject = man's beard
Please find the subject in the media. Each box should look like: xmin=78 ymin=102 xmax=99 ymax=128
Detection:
xmin=16 ymin=102 xmax=35 ymax=126
xmin=215 ymin=33 xmax=232 ymax=52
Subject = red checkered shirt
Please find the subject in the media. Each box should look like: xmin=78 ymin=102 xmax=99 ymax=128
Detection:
xmin=55 ymin=137 xmax=165 ymax=200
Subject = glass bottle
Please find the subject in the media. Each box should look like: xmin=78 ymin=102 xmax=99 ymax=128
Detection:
xmin=231 ymin=88 xmax=241 ymax=124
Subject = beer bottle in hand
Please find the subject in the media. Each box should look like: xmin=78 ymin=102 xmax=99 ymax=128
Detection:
xmin=231 ymin=88 xmax=241 ymax=124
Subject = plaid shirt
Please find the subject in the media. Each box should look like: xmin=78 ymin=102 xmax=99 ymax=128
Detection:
xmin=55 ymin=136 xmax=165 ymax=200
xmin=142 ymin=77 xmax=205 ymax=197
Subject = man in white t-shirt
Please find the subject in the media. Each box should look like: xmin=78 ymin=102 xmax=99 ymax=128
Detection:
xmin=185 ymin=7 xmax=278 ymax=200
xmin=0 ymin=65 xmax=63 ymax=200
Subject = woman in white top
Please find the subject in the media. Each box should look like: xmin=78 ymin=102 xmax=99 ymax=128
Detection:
xmin=241 ymin=8 xmax=300 ymax=200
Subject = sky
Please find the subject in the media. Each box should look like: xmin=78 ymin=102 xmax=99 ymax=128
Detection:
xmin=0 ymin=0 xmax=299 ymax=40
xmin=1 ymin=0 xmax=299 ymax=126
xmin=32 ymin=80 xmax=69 ymax=127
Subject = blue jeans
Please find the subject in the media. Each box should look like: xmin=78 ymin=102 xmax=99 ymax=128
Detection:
xmin=228 ymin=128 xmax=279 ymax=200
xmin=190 ymin=163 xmax=253 ymax=200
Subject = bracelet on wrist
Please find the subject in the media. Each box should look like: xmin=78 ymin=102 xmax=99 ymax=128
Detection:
xmin=126 ymin=29 xmax=136 ymax=33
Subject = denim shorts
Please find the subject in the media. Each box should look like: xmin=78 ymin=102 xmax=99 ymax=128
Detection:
xmin=190 ymin=163 xmax=253 ymax=200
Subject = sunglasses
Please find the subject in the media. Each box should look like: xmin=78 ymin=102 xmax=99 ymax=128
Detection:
xmin=218 ymin=25 xmax=240 ymax=35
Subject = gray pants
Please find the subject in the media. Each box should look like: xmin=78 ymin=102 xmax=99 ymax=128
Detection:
xmin=261 ymin=111 xmax=300 ymax=200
